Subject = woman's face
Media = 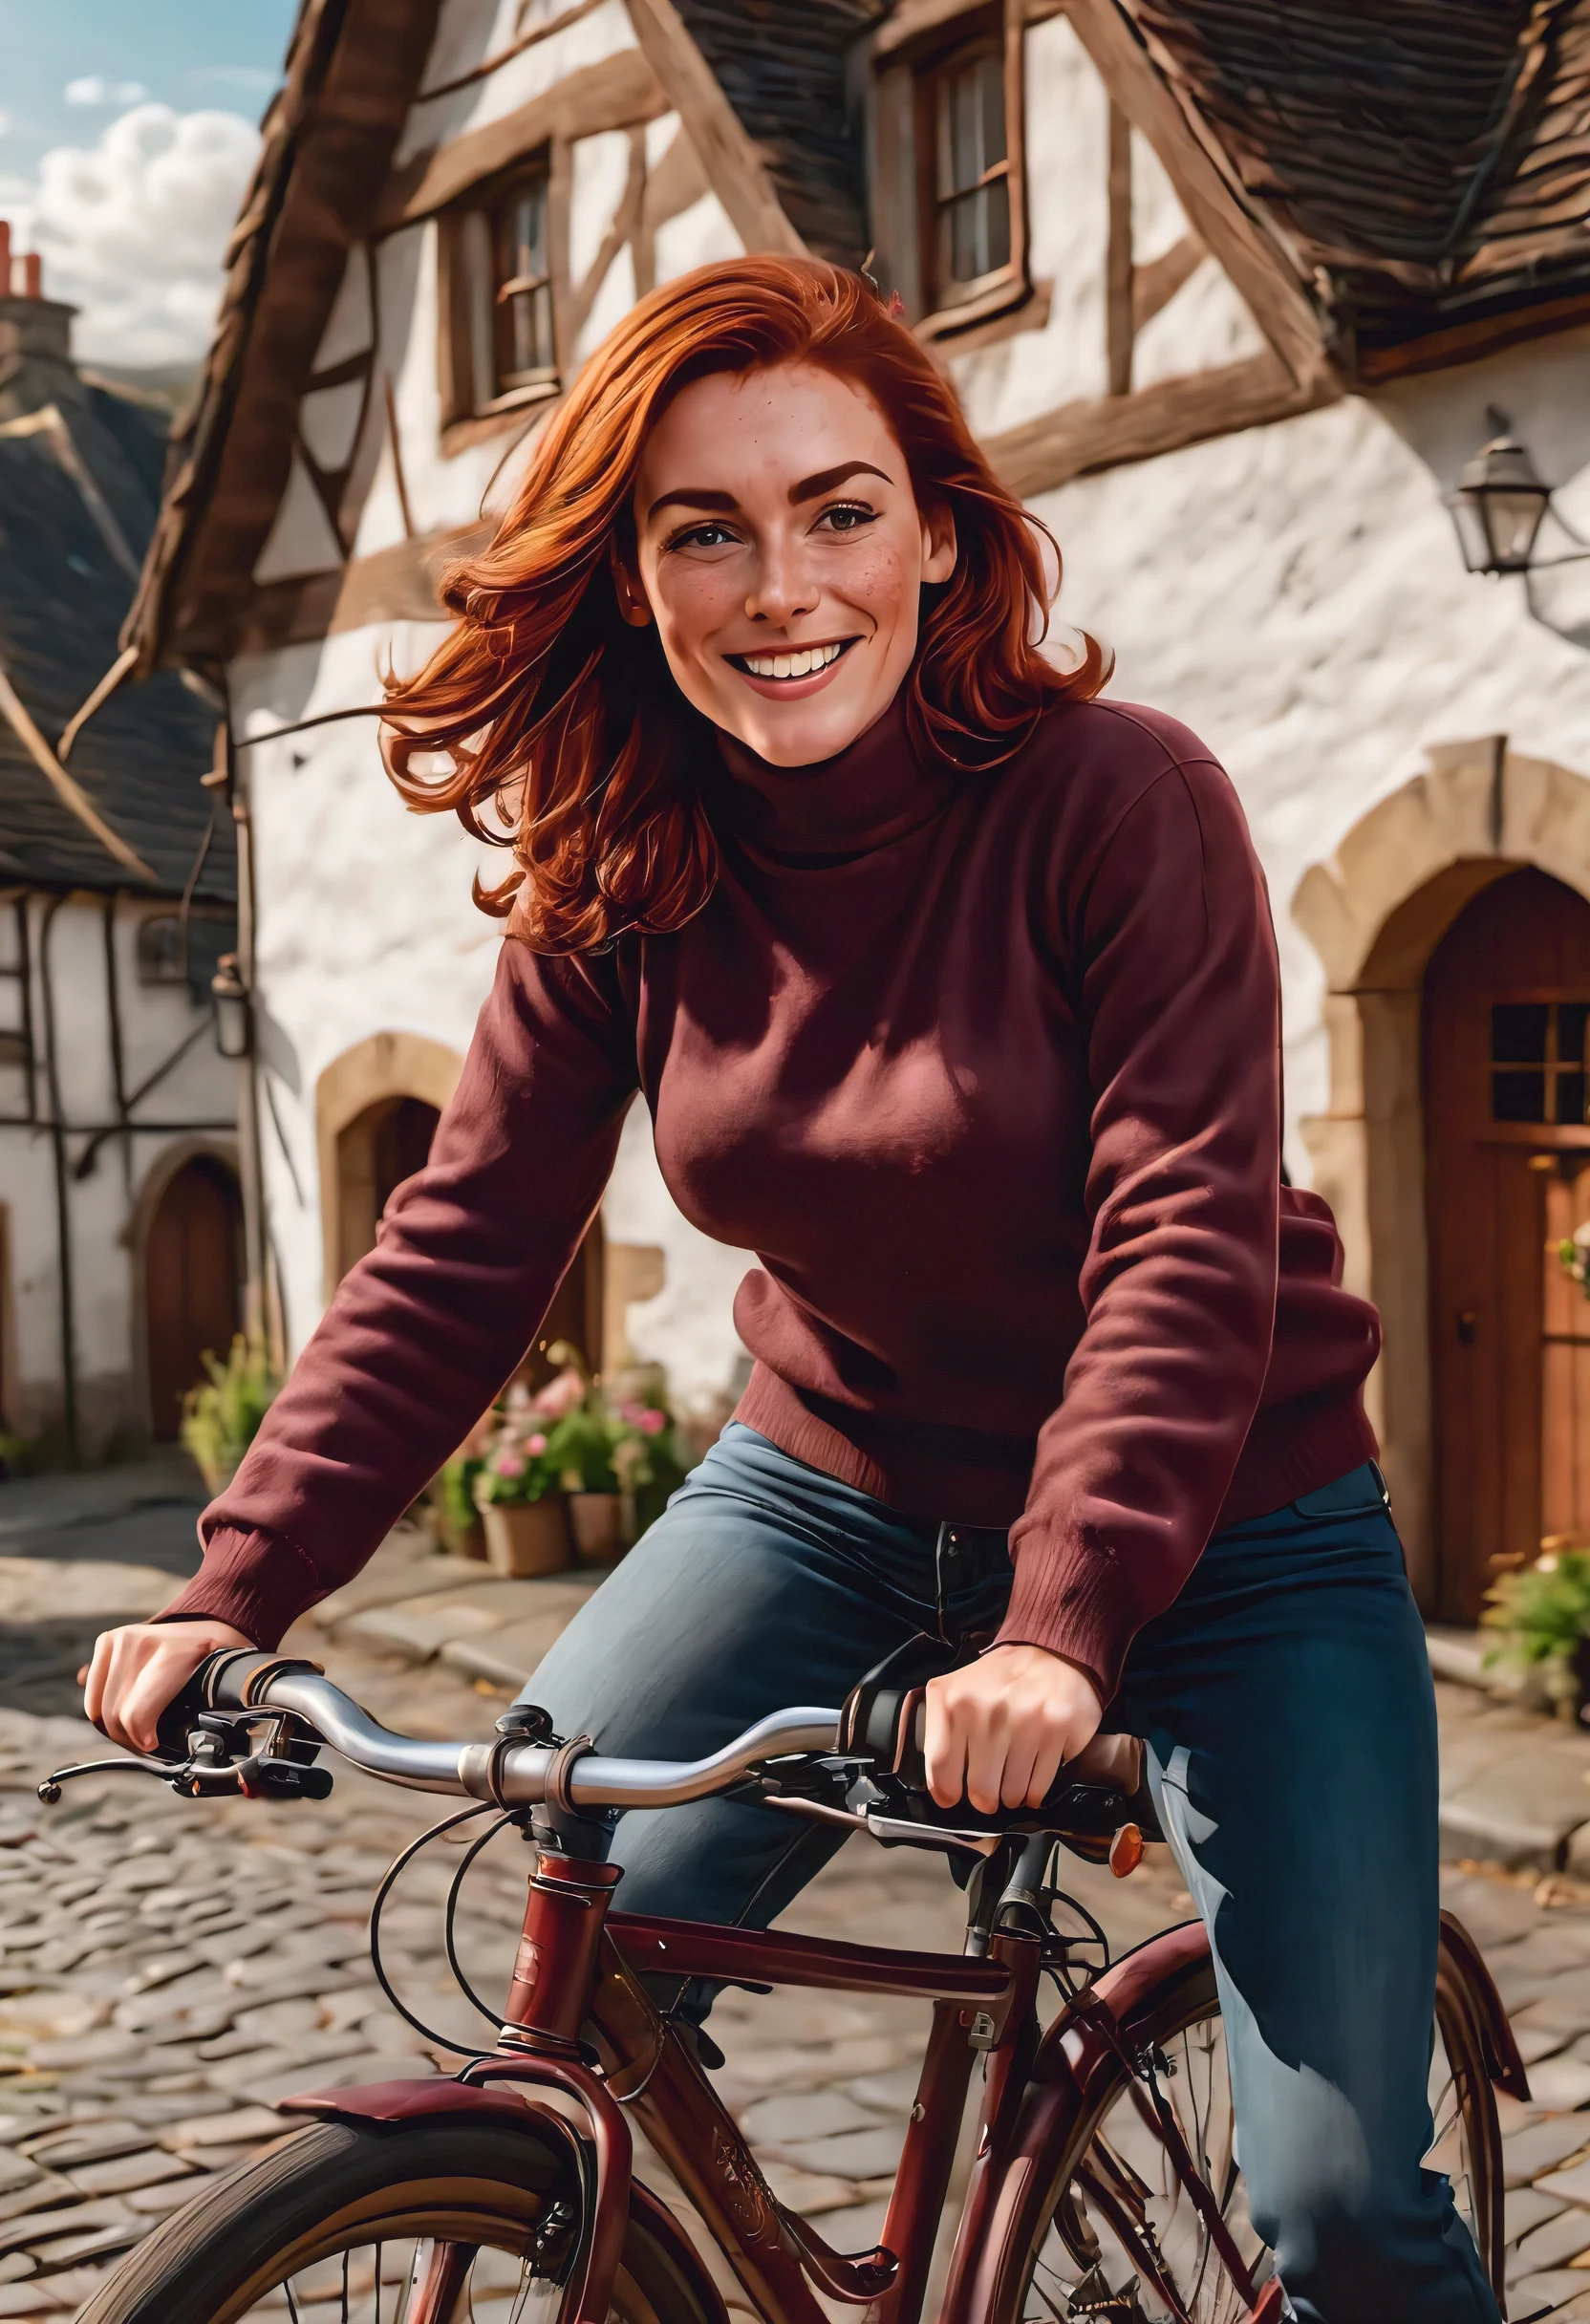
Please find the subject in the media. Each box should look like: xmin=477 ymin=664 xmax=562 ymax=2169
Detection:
xmin=621 ymin=361 xmax=956 ymax=766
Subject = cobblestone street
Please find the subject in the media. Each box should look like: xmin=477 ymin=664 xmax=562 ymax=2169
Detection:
xmin=10 ymin=1469 xmax=1590 ymax=2316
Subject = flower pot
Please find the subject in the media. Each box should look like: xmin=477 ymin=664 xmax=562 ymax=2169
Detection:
xmin=482 ymin=1498 xmax=569 ymax=1578
xmin=569 ymin=1491 xmax=623 ymax=1565
xmin=439 ymin=1511 xmax=487 ymax=1561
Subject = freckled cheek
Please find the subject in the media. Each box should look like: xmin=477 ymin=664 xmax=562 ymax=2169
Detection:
xmin=652 ymin=566 xmax=743 ymax=666
xmin=834 ymin=547 xmax=911 ymax=634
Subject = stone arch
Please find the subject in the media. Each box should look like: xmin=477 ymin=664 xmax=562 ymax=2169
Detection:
xmin=1292 ymin=737 xmax=1590 ymax=1610
xmin=315 ymin=1032 xmax=463 ymax=1302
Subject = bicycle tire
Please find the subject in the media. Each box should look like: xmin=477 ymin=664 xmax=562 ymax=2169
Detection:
xmin=991 ymin=1928 xmax=1504 ymax=2324
xmin=75 ymin=2114 xmax=723 ymax=2324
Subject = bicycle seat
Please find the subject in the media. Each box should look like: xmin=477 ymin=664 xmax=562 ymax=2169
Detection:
xmin=834 ymin=1634 xmax=1163 ymax=1859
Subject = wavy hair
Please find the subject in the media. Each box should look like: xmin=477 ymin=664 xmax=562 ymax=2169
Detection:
xmin=382 ymin=255 xmax=1107 ymax=951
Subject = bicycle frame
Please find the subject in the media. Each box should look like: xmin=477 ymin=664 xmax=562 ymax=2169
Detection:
xmin=282 ymin=1828 xmax=1296 ymax=2324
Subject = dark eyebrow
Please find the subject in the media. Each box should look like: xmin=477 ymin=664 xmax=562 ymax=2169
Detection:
xmin=790 ymin=460 xmax=892 ymax=504
xmin=647 ymin=486 xmax=740 ymax=521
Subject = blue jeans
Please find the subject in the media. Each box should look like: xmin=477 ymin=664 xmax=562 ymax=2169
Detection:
xmin=524 ymin=1423 xmax=1498 ymax=2324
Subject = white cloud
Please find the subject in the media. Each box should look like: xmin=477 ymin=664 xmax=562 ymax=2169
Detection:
xmin=65 ymin=76 xmax=149 ymax=108
xmin=24 ymin=104 xmax=258 ymax=365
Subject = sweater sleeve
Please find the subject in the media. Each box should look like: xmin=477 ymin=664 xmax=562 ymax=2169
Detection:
xmin=994 ymin=756 xmax=1280 ymax=1701
xmin=159 ymin=939 xmax=640 ymax=1647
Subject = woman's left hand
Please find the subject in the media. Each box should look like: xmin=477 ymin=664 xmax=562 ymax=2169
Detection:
xmin=923 ymin=1643 xmax=1104 ymax=1813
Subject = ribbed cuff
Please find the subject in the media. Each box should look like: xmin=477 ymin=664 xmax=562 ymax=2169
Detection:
xmin=154 ymin=1527 xmax=325 ymax=1653
xmin=992 ymin=1530 xmax=1143 ymax=1706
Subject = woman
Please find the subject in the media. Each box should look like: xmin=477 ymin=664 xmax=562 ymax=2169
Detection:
xmin=87 ymin=258 xmax=1491 ymax=2322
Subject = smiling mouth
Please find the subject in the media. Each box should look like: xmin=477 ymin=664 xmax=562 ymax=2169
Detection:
xmin=725 ymin=639 xmax=857 ymax=681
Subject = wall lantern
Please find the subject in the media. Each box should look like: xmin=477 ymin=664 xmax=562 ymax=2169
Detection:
xmin=1449 ymin=408 xmax=1590 ymax=579
xmin=211 ymin=953 xmax=251 ymax=1059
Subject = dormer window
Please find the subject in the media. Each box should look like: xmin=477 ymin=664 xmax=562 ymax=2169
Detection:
xmin=440 ymin=153 xmax=560 ymax=426
xmin=870 ymin=0 xmax=1029 ymax=343
xmin=493 ymin=169 xmax=556 ymax=391
xmin=932 ymin=41 xmax=1012 ymax=306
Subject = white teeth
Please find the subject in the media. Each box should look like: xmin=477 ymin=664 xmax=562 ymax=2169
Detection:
xmin=741 ymin=642 xmax=846 ymax=679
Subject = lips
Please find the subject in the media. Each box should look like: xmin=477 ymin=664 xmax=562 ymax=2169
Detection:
xmin=726 ymin=639 xmax=856 ymax=682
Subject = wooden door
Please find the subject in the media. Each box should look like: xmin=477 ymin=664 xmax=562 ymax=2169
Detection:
xmin=1425 ymin=869 xmax=1590 ymax=1617
xmin=145 ymin=1156 xmax=244 ymax=1440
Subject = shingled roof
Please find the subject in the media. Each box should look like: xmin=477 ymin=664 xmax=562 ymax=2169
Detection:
xmin=1118 ymin=0 xmax=1590 ymax=367
xmin=673 ymin=0 xmax=882 ymax=263
xmin=0 ymin=295 xmax=230 ymax=899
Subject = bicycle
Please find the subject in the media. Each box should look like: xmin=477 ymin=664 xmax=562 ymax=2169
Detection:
xmin=38 ymin=1644 xmax=1526 ymax=2324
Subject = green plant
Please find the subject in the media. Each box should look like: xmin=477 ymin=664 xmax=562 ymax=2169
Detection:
xmin=180 ymin=1332 xmax=282 ymax=1495
xmin=1559 ymin=1223 xmax=1590 ymax=1298
xmin=1482 ymin=1547 xmax=1590 ymax=1717
xmin=440 ymin=1454 xmax=486 ymax=1533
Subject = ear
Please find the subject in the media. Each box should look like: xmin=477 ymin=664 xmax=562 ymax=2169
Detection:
xmin=920 ymin=505 xmax=957 ymax=587
xmin=610 ymin=550 xmax=654 ymax=629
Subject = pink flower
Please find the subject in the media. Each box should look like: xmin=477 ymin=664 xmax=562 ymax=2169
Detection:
xmin=493 ymin=1450 xmax=526 ymax=1478
xmin=526 ymin=1432 xmax=548 ymax=1456
xmin=637 ymin=1409 xmax=666 ymax=1436
xmin=531 ymin=1367 xmax=586 ymax=1420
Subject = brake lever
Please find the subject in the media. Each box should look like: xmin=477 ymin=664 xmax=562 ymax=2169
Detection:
xmin=38 ymin=1710 xmax=333 ymax=1807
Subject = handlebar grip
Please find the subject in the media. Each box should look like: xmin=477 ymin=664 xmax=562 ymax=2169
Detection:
xmin=149 ymin=1648 xmax=273 ymax=1758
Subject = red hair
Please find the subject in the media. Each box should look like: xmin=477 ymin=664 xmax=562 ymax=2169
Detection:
xmin=383 ymin=255 xmax=1107 ymax=951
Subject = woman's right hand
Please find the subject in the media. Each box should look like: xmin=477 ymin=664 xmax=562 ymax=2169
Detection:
xmin=83 ymin=1619 xmax=256 ymax=1754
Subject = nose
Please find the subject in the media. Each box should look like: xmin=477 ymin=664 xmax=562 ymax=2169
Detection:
xmin=744 ymin=532 xmax=817 ymax=629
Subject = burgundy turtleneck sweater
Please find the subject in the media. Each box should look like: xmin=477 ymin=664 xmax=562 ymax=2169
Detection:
xmin=161 ymin=694 xmax=1379 ymax=1700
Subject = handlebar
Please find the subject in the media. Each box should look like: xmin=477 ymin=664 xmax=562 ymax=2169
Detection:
xmin=201 ymin=1652 xmax=842 ymax=1811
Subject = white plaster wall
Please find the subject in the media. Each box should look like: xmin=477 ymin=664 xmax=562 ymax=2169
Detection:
xmin=402 ymin=0 xmax=639 ymax=167
xmin=2 ymin=895 xmax=236 ymax=1446
xmin=1027 ymin=339 xmax=1590 ymax=1175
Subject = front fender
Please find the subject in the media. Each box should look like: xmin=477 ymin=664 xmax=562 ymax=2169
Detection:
xmin=279 ymin=2077 xmax=548 ymax=2128
xmin=279 ymin=2078 xmax=726 ymax=2324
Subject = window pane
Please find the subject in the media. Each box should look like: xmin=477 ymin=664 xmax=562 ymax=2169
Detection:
xmin=504 ymin=282 xmax=554 ymax=379
xmin=1493 ymin=1069 xmax=1546 ymax=1122
xmin=1492 ymin=1002 xmax=1549 ymax=1063
xmin=1559 ymin=1002 xmax=1590 ymax=1070
xmin=980 ymin=50 xmax=1007 ymax=169
xmin=505 ymin=185 xmax=547 ymax=285
xmin=943 ymin=175 xmax=1010 ymax=286
xmin=1557 ymin=1068 xmax=1587 ymax=1127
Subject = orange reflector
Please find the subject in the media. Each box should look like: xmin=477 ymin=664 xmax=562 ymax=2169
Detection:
xmin=1108 ymin=1823 xmax=1144 ymax=1879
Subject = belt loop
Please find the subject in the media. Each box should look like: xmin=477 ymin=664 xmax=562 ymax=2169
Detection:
xmin=934 ymin=1523 xmax=960 ymax=1646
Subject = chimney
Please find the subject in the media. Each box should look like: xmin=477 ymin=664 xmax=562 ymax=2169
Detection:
xmin=0 ymin=225 xmax=76 ymax=366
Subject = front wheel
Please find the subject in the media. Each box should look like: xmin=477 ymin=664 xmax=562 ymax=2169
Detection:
xmin=1004 ymin=1923 xmax=1507 ymax=2324
xmin=75 ymin=2114 xmax=721 ymax=2324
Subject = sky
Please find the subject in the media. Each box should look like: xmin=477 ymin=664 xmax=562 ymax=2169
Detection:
xmin=0 ymin=1 xmax=300 ymax=366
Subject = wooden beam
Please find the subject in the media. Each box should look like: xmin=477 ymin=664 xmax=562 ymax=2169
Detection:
xmin=1061 ymin=0 xmax=1326 ymax=388
xmin=984 ymin=348 xmax=1341 ymax=499
xmin=234 ymin=519 xmax=495 ymax=656
xmin=376 ymin=50 xmax=669 ymax=231
xmin=874 ymin=0 xmax=997 ymax=58
xmin=1106 ymin=100 xmax=1134 ymax=396
xmin=1132 ymin=229 xmax=1202 ymax=332
xmin=1356 ymin=290 xmax=1590 ymax=385
xmin=621 ymin=0 xmax=804 ymax=256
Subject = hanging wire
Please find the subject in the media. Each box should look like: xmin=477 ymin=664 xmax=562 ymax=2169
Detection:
xmin=445 ymin=1811 xmax=521 ymax=2034
xmin=368 ymin=1801 xmax=505 ymax=2057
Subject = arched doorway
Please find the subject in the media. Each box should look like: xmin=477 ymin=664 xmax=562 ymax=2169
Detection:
xmin=334 ymin=1093 xmax=442 ymax=1277
xmin=145 ymin=1155 xmax=245 ymax=1440
xmin=1426 ymin=868 xmax=1590 ymax=1615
